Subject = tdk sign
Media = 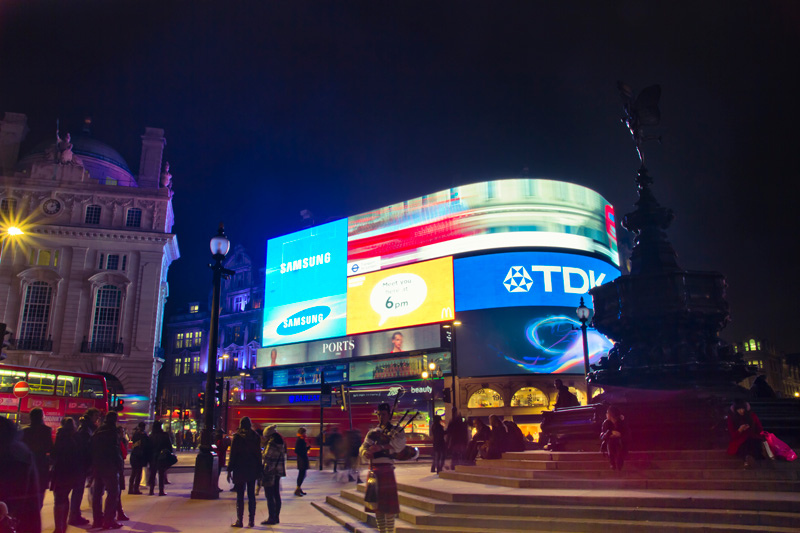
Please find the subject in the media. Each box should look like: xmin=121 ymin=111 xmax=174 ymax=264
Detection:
xmin=455 ymin=251 xmax=620 ymax=312
xmin=277 ymin=306 xmax=331 ymax=335
xmin=503 ymin=265 xmax=607 ymax=294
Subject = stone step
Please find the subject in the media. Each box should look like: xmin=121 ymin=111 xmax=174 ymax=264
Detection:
xmin=438 ymin=470 xmax=800 ymax=492
xmin=460 ymin=464 xmax=800 ymax=480
xmin=395 ymin=480 xmax=800 ymax=513
xmin=480 ymin=458 xmax=743 ymax=470
xmin=310 ymin=500 xmax=379 ymax=533
xmin=334 ymin=487 xmax=800 ymax=532
xmin=502 ymin=450 xmax=741 ymax=461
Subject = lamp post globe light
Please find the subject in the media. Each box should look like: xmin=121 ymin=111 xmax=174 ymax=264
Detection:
xmin=191 ymin=223 xmax=234 ymax=500
xmin=576 ymin=297 xmax=593 ymax=402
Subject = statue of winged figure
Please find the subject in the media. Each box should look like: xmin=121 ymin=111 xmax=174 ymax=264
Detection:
xmin=618 ymin=82 xmax=662 ymax=168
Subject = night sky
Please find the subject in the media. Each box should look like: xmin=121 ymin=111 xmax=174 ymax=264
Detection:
xmin=2 ymin=1 xmax=798 ymax=352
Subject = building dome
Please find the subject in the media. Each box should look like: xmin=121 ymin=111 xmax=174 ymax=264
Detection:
xmin=20 ymin=134 xmax=131 ymax=173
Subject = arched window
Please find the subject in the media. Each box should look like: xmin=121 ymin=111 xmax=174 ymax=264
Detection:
xmin=748 ymin=339 xmax=757 ymax=351
xmin=91 ymin=284 xmax=122 ymax=351
xmin=467 ymin=388 xmax=504 ymax=409
xmin=18 ymin=281 xmax=52 ymax=350
xmin=510 ymin=387 xmax=548 ymax=407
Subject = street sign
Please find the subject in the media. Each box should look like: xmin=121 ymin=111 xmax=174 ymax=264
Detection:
xmin=320 ymin=394 xmax=332 ymax=407
xmin=13 ymin=381 xmax=30 ymax=399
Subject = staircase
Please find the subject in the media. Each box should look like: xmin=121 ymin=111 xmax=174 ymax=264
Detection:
xmin=312 ymin=451 xmax=800 ymax=532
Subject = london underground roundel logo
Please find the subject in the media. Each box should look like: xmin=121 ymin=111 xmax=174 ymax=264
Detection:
xmin=503 ymin=266 xmax=532 ymax=293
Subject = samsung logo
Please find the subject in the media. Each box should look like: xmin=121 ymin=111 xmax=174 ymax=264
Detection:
xmin=280 ymin=252 xmax=331 ymax=274
xmin=277 ymin=306 xmax=331 ymax=335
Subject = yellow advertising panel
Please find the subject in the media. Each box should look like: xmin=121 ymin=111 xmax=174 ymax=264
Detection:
xmin=346 ymin=256 xmax=454 ymax=335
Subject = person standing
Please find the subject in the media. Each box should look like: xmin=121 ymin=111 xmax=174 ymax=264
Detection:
xmin=554 ymin=379 xmax=580 ymax=408
xmin=89 ymin=411 xmax=123 ymax=530
xmin=0 ymin=416 xmax=41 ymax=533
xmin=260 ymin=425 xmax=286 ymax=526
xmin=69 ymin=408 xmax=100 ymax=526
xmin=294 ymin=428 xmax=309 ymax=496
xmin=128 ymin=423 xmax=150 ymax=494
xmin=227 ymin=417 xmax=261 ymax=528
xmin=148 ymin=421 xmax=172 ymax=496
xmin=360 ymin=403 xmax=407 ymax=533
xmin=115 ymin=427 xmax=129 ymax=522
xmin=50 ymin=418 xmax=79 ymax=533
xmin=430 ymin=415 xmax=446 ymax=474
xmin=445 ymin=408 xmax=468 ymax=470
xmin=21 ymin=408 xmax=53 ymax=508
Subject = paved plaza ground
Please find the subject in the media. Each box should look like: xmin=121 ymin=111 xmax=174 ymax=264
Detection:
xmin=38 ymin=451 xmax=800 ymax=533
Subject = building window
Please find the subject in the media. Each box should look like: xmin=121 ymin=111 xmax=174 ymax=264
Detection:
xmin=98 ymin=254 xmax=126 ymax=270
xmin=90 ymin=285 xmax=122 ymax=348
xmin=192 ymin=356 xmax=200 ymax=374
xmin=175 ymin=332 xmax=184 ymax=349
xmin=748 ymin=339 xmax=757 ymax=351
xmin=125 ymin=208 xmax=142 ymax=228
xmin=233 ymin=325 xmax=242 ymax=344
xmin=233 ymin=294 xmax=247 ymax=312
xmin=174 ymin=358 xmax=182 ymax=377
xmin=252 ymin=299 xmax=261 ymax=309
xmin=85 ymin=205 xmax=102 ymax=225
xmin=106 ymin=255 xmax=120 ymax=270
xmin=467 ymin=388 xmax=504 ymax=409
xmin=183 ymin=358 xmax=190 ymax=375
xmin=29 ymin=249 xmax=60 ymax=267
xmin=190 ymin=330 xmax=202 ymax=347
xmin=0 ymin=197 xmax=18 ymax=217
xmin=189 ymin=304 xmax=199 ymax=313
xmin=510 ymin=387 xmax=548 ymax=407
xmin=19 ymin=282 xmax=52 ymax=342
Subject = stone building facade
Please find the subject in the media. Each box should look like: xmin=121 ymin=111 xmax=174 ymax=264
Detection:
xmin=0 ymin=112 xmax=179 ymax=420
xmin=159 ymin=245 xmax=263 ymax=433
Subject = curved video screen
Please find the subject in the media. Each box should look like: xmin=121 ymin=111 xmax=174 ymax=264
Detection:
xmin=456 ymin=306 xmax=614 ymax=376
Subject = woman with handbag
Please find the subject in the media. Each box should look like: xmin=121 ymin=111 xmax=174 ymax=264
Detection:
xmin=727 ymin=399 xmax=765 ymax=468
xmin=260 ymin=425 xmax=286 ymax=525
xmin=148 ymin=421 xmax=173 ymax=496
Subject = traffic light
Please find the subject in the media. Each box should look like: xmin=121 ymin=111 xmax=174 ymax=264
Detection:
xmin=442 ymin=388 xmax=452 ymax=404
xmin=215 ymin=378 xmax=224 ymax=402
xmin=198 ymin=392 xmax=205 ymax=407
xmin=113 ymin=398 xmax=124 ymax=412
xmin=0 ymin=323 xmax=9 ymax=361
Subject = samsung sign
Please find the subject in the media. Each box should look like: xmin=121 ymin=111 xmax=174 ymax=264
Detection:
xmin=454 ymin=251 xmax=620 ymax=311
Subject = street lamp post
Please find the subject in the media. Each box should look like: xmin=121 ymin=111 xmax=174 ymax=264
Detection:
xmin=191 ymin=224 xmax=234 ymax=500
xmin=576 ymin=297 xmax=593 ymax=402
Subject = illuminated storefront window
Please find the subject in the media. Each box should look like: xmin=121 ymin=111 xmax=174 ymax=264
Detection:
xmin=467 ymin=388 xmax=504 ymax=408
xmin=510 ymin=387 xmax=547 ymax=407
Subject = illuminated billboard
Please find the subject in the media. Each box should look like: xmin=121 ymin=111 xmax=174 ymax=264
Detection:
xmin=255 ymin=324 xmax=443 ymax=368
xmin=346 ymin=257 xmax=455 ymax=335
xmin=456 ymin=307 xmax=615 ymax=376
xmin=347 ymin=179 xmax=618 ymax=276
xmin=262 ymin=219 xmax=348 ymax=346
xmin=454 ymin=251 xmax=620 ymax=311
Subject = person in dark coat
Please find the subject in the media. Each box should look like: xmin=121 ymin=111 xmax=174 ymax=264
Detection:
xmin=483 ymin=415 xmax=508 ymax=460
xmin=148 ymin=421 xmax=172 ymax=496
xmin=465 ymin=419 xmax=490 ymax=464
xmin=227 ymin=417 xmax=261 ymax=528
xmin=600 ymin=405 xmax=629 ymax=471
xmin=294 ymin=427 xmax=310 ymax=496
xmin=128 ymin=423 xmax=150 ymax=494
xmin=445 ymin=408 xmax=469 ymax=470
xmin=89 ymin=411 xmax=123 ymax=529
xmin=750 ymin=375 xmax=776 ymax=399
xmin=261 ymin=425 xmax=286 ymax=526
xmin=502 ymin=420 xmax=526 ymax=453
xmin=50 ymin=418 xmax=79 ymax=533
xmin=69 ymin=408 xmax=100 ymax=526
xmin=21 ymin=408 xmax=52 ymax=508
xmin=430 ymin=415 xmax=446 ymax=474
xmin=554 ymin=379 xmax=580 ymax=408
xmin=0 ymin=415 xmax=41 ymax=533
xmin=727 ymin=399 xmax=765 ymax=467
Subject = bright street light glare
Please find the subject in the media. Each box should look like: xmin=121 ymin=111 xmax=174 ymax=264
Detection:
xmin=6 ymin=227 xmax=24 ymax=235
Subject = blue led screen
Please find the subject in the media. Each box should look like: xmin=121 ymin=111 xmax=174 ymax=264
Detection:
xmin=454 ymin=251 xmax=620 ymax=312
xmin=263 ymin=219 xmax=348 ymax=346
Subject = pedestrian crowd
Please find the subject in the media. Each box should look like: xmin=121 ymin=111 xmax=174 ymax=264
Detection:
xmin=0 ymin=409 xmax=178 ymax=533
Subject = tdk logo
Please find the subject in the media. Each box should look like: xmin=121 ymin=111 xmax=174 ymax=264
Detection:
xmin=503 ymin=265 xmax=607 ymax=294
xmin=277 ymin=305 xmax=331 ymax=335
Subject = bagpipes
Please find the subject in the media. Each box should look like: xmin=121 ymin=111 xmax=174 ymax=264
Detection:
xmin=364 ymin=388 xmax=420 ymax=462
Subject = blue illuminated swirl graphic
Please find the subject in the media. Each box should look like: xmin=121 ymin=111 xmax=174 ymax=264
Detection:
xmin=500 ymin=315 xmax=613 ymax=373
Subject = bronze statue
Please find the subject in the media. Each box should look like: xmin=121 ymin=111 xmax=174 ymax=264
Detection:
xmin=618 ymin=81 xmax=662 ymax=168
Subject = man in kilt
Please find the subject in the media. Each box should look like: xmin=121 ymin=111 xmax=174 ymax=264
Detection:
xmin=360 ymin=403 xmax=406 ymax=533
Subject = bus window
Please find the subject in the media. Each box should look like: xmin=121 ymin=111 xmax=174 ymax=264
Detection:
xmin=0 ymin=369 xmax=27 ymax=393
xmin=56 ymin=375 xmax=79 ymax=397
xmin=27 ymin=372 xmax=56 ymax=395
xmin=80 ymin=378 xmax=105 ymax=399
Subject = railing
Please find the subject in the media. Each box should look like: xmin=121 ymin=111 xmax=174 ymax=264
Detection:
xmin=11 ymin=338 xmax=53 ymax=351
xmin=81 ymin=339 xmax=124 ymax=354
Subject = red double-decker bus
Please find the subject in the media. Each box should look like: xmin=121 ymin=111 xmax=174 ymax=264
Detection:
xmin=0 ymin=364 xmax=109 ymax=429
